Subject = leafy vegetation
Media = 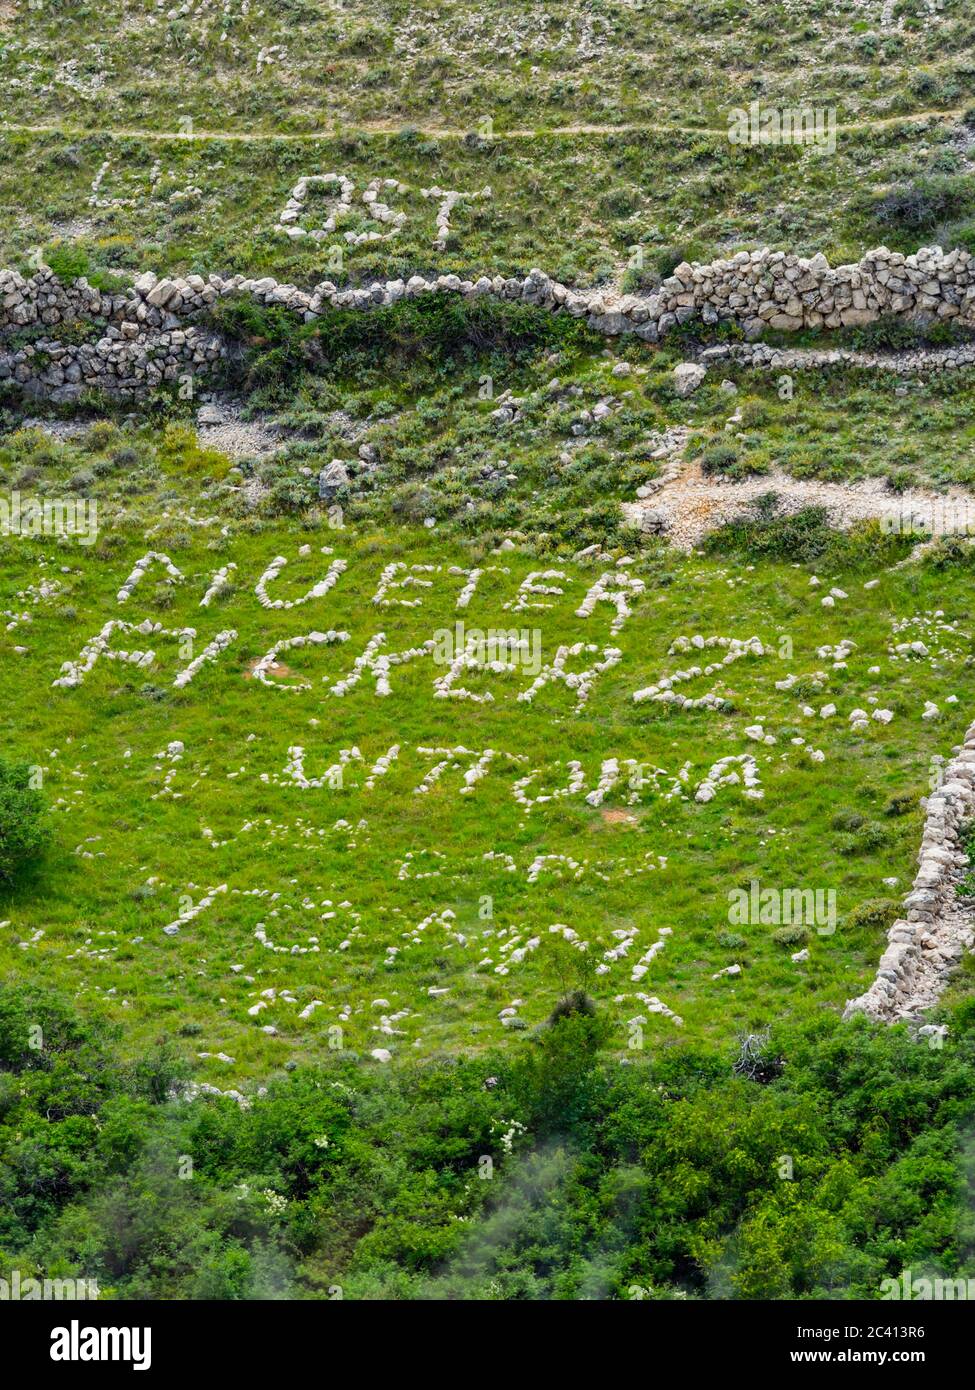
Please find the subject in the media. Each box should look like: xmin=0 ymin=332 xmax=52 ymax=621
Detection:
xmin=2 ymin=981 xmax=974 ymax=1300
xmin=0 ymin=757 xmax=48 ymax=888
xmin=210 ymin=292 xmax=601 ymax=400
xmin=704 ymin=500 xmax=912 ymax=567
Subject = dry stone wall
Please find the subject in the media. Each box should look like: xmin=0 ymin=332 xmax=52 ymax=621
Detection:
xmin=703 ymin=341 xmax=975 ymax=375
xmin=2 ymin=242 xmax=975 ymax=402
xmin=844 ymin=726 xmax=975 ymax=1024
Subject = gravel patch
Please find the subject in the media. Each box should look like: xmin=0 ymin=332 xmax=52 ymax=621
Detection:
xmin=196 ymin=401 xmax=283 ymax=460
xmin=624 ymin=460 xmax=975 ymax=552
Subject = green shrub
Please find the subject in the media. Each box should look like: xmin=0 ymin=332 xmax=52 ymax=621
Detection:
xmin=885 ymin=467 xmax=918 ymax=494
xmin=546 ymin=989 xmax=597 ymax=1031
xmin=653 ymin=245 xmax=692 ymax=279
xmin=0 ymin=757 xmax=48 ymax=888
xmin=700 ymin=441 xmax=740 ymax=476
xmin=620 ymin=265 xmax=657 ymax=295
xmin=3 ymin=981 xmax=975 ymax=1300
xmin=705 ymin=499 xmax=913 ymax=568
xmin=704 ymin=496 xmax=833 ymax=562
xmin=867 ymin=177 xmax=970 ymax=234
xmin=847 ymin=898 xmax=900 ymax=931
xmin=840 ymin=821 xmax=889 ymax=855
xmin=43 ymin=242 xmax=90 ymax=281
xmin=772 ymin=925 xmax=808 ymax=947
xmin=943 ymin=218 xmax=975 ymax=256
xmin=923 ymin=536 xmax=975 ymax=570
xmin=850 ymin=314 xmax=972 ymax=352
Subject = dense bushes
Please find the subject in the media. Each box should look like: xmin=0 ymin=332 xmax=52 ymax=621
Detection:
xmin=210 ymin=293 xmax=602 ymax=399
xmin=2 ymin=981 xmax=974 ymax=1300
xmin=704 ymin=497 xmax=837 ymax=562
xmin=700 ymin=441 xmax=740 ymax=476
xmin=704 ymin=497 xmax=913 ymax=568
xmin=0 ymin=756 xmax=48 ymax=888
xmin=848 ymin=315 xmax=968 ymax=352
xmin=865 ymin=176 xmax=971 ymax=235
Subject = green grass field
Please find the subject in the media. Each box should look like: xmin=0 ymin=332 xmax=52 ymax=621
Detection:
xmin=2 ymin=416 xmax=973 ymax=1086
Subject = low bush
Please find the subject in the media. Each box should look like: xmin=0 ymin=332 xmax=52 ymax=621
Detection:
xmin=866 ymin=177 xmax=970 ymax=234
xmin=846 ymin=898 xmax=900 ymax=932
xmin=0 ymin=757 xmax=48 ymax=888
xmin=772 ymin=925 xmax=808 ymax=947
xmin=700 ymin=441 xmax=740 ymax=476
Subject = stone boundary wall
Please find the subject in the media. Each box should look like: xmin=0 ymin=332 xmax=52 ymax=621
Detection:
xmin=1 ymin=241 xmax=974 ymax=401
xmin=702 ymin=341 xmax=975 ymax=374
xmin=844 ymin=727 xmax=975 ymax=1024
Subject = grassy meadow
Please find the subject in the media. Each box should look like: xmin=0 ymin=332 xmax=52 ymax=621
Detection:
xmin=2 ymin=409 xmax=974 ymax=1086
